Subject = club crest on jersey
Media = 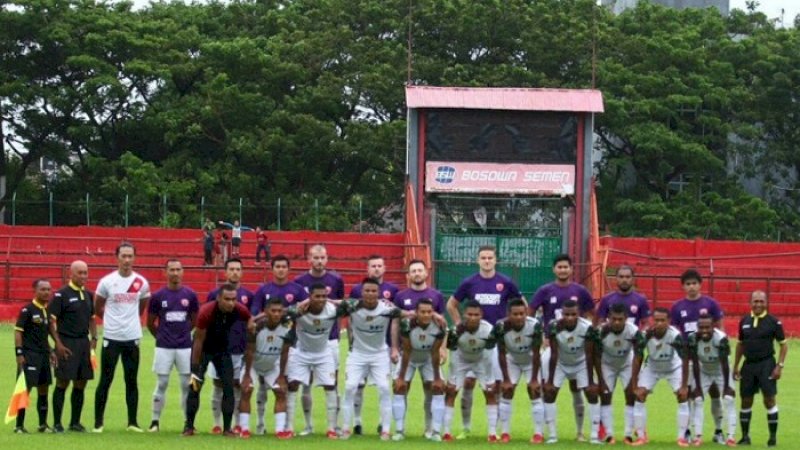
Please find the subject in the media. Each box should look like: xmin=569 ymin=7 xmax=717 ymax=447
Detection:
xmin=181 ymin=298 xmax=189 ymax=307
xmin=514 ymin=336 xmax=522 ymax=343
xmin=286 ymin=294 xmax=294 ymax=303
xmin=614 ymin=340 xmax=621 ymax=347
xmin=366 ymin=316 xmax=374 ymax=322
xmin=267 ymin=336 xmax=274 ymax=342
xmin=656 ymin=343 xmax=663 ymax=350
xmin=699 ymin=308 xmax=708 ymax=315
xmin=567 ymin=336 xmax=574 ymax=343
xmin=325 ymin=286 xmax=332 ymax=295
xmin=469 ymin=339 xmax=476 ymax=345
xmin=496 ymin=283 xmax=504 ymax=292
xmin=313 ymin=319 xmax=321 ymax=326
xmin=630 ymin=305 xmax=638 ymax=314
xmin=419 ymin=335 xmax=426 ymax=341
xmin=241 ymin=295 xmax=249 ymax=304
xmin=704 ymin=346 xmax=710 ymax=353
xmin=383 ymin=290 xmax=391 ymax=299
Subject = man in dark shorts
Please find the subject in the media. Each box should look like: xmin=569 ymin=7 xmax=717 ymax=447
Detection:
xmin=184 ymin=283 xmax=253 ymax=436
xmin=733 ymin=290 xmax=788 ymax=447
xmin=14 ymin=279 xmax=56 ymax=433
xmin=255 ymin=227 xmax=270 ymax=265
xmin=48 ymin=260 xmax=96 ymax=433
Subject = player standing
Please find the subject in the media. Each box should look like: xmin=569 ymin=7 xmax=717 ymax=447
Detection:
xmin=94 ymin=243 xmax=151 ymax=433
xmin=146 ymin=259 xmax=199 ymax=432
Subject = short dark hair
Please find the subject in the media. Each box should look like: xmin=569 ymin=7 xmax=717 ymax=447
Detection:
xmin=416 ymin=298 xmax=434 ymax=309
xmin=508 ymin=297 xmax=527 ymax=311
xmin=219 ymin=283 xmax=238 ymax=297
xmin=563 ymin=299 xmax=578 ymax=309
xmin=271 ymin=255 xmax=290 ymax=268
xmin=680 ymin=269 xmax=702 ymax=284
xmin=361 ymin=277 xmax=381 ymax=288
xmin=553 ymin=253 xmax=572 ymax=266
xmin=165 ymin=258 xmax=181 ymax=268
xmin=408 ymin=259 xmax=426 ymax=269
xmin=225 ymin=258 xmax=243 ymax=269
xmin=478 ymin=245 xmax=496 ymax=255
xmin=266 ymin=297 xmax=284 ymax=308
xmin=309 ymin=283 xmax=327 ymax=294
xmin=463 ymin=299 xmax=482 ymax=311
xmin=32 ymin=278 xmax=49 ymax=289
xmin=653 ymin=307 xmax=670 ymax=317
xmin=616 ymin=265 xmax=634 ymax=276
xmin=366 ymin=254 xmax=384 ymax=263
xmin=609 ymin=302 xmax=627 ymax=316
xmin=116 ymin=241 xmax=135 ymax=256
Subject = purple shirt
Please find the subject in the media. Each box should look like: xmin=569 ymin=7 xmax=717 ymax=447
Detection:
xmin=349 ymin=281 xmax=399 ymax=302
xmin=670 ymin=295 xmax=723 ymax=336
xmin=149 ymin=286 xmax=199 ymax=349
xmin=251 ymin=281 xmax=309 ymax=314
xmin=597 ymin=291 xmax=651 ymax=326
xmin=207 ymin=286 xmax=254 ymax=354
xmin=530 ymin=282 xmax=595 ymax=328
xmin=294 ymin=271 xmax=345 ymax=339
xmin=453 ymin=272 xmax=522 ymax=325
xmin=394 ymin=287 xmax=445 ymax=314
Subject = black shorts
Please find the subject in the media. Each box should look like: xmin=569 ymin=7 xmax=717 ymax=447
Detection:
xmin=55 ymin=336 xmax=94 ymax=381
xmin=20 ymin=351 xmax=52 ymax=388
xmin=740 ymin=357 xmax=777 ymax=398
xmin=232 ymin=237 xmax=242 ymax=247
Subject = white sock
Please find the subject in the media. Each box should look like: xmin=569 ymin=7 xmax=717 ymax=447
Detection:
xmin=212 ymin=385 xmax=223 ymax=427
xmin=486 ymin=404 xmax=498 ymax=435
xmin=461 ymin=388 xmax=473 ymax=430
xmin=572 ymin=389 xmax=585 ymax=436
xmin=443 ymin=406 xmax=454 ymax=434
xmin=499 ymin=398 xmax=512 ymax=434
xmin=378 ymin=383 xmax=392 ymax=434
xmin=545 ymin=402 xmax=557 ymax=438
xmin=589 ymin=402 xmax=601 ymax=440
xmin=678 ymin=402 xmax=690 ymax=439
xmin=724 ymin=395 xmax=737 ymax=439
xmin=601 ymin=404 xmax=614 ymax=439
xmin=302 ymin=384 xmax=313 ymax=430
xmin=431 ymin=395 xmax=445 ymax=433
xmin=152 ymin=374 xmax=169 ymax=422
xmin=624 ymin=405 xmax=634 ymax=437
xmin=286 ymin=390 xmax=297 ymax=432
xmin=275 ymin=411 xmax=287 ymax=432
xmin=711 ymin=396 xmax=723 ymax=431
xmin=634 ymin=401 xmax=646 ymax=437
xmin=178 ymin=374 xmax=190 ymax=419
xmin=233 ymin=387 xmax=241 ymax=427
xmin=239 ymin=412 xmax=250 ymax=432
xmin=325 ymin=389 xmax=339 ymax=431
xmin=392 ymin=394 xmax=407 ymax=432
xmin=256 ymin=382 xmax=268 ymax=429
xmin=354 ymin=385 xmax=364 ymax=426
xmin=424 ymin=388 xmax=432 ymax=432
xmin=532 ymin=398 xmax=544 ymax=435
xmin=693 ymin=397 xmax=705 ymax=438
xmin=342 ymin=385 xmax=356 ymax=433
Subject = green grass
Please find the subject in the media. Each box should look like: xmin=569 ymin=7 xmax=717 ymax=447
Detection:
xmin=0 ymin=322 xmax=797 ymax=449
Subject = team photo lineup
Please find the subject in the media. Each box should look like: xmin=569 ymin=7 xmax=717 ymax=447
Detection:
xmin=11 ymin=242 xmax=788 ymax=447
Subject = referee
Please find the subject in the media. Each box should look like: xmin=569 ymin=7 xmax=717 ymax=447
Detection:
xmin=733 ymin=290 xmax=788 ymax=447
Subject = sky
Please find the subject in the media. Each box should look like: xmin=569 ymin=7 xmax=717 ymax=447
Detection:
xmin=730 ymin=0 xmax=798 ymax=26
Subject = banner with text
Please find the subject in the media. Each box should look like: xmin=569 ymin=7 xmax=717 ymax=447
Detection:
xmin=425 ymin=161 xmax=575 ymax=195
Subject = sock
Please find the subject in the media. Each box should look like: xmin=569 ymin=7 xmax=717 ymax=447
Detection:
xmin=392 ymin=394 xmax=406 ymax=432
xmin=342 ymin=385 xmax=355 ymax=433
xmin=325 ymin=390 xmax=338 ymax=431
xmin=544 ymin=402 xmax=557 ymax=438
xmin=589 ymin=402 xmax=601 ymax=440
xmin=693 ymin=397 xmax=705 ymax=438
xmin=378 ymin=383 xmax=392 ymax=434
xmin=723 ymin=395 xmax=737 ymax=439
xmin=739 ymin=408 xmax=751 ymax=437
xmin=499 ymin=398 xmax=512 ymax=434
xmin=601 ymin=404 xmax=614 ymax=439
xmin=634 ymin=401 xmax=646 ymax=438
xmin=233 ymin=387 xmax=241 ymax=427
xmin=16 ymin=408 xmax=25 ymax=428
xmin=431 ymin=395 xmax=445 ymax=433
xmin=572 ymin=389 xmax=585 ymax=436
xmin=37 ymin=393 xmax=48 ymax=426
xmin=443 ymin=405 xmax=454 ymax=434
xmin=275 ymin=411 xmax=287 ymax=432
xmin=70 ymin=388 xmax=85 ymax=426
xmin=239 ymin=412 xmax=250 ymax=431
xmin=302 ymin=385 xmax=313 ymax=430
xmin=624 ymin=405 xmax=634 ymax=437
xmin=53 ymin=386 xmax=66 ymax=426
xmin=711 ymin=396 xmax=723 ymax=432
xmin=767 ymin=406 xmax=778 ymax=440
xmin=354 ymin=385 xmax=364 ymax=426
xmin=461 ymin=388 xmax=473 ymax=430
xmin=486 ymin=404 xmax=498 ymax=435
xmin=286 ymin=390 xmax=297 ymax=432
xmin=256 ymin=382 xmax=267 ymax=430
xmin=532 ymin=398 xmax=544 ymax=435
xmin=677 ymin=402 xmax=690 ymax=439
xmin=424 ymin=388 xmax=433 ymax=432
xmin=642 ymin=404 xmax=648 ymax=436
xmin=212 ymin=385 xmax=223 ymax=427
xmin=152 ymin=374 xmax=169 ymax=422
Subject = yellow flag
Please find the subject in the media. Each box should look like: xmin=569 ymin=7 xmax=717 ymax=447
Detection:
xmin=5 ymin=373 xmax=29 ymax=424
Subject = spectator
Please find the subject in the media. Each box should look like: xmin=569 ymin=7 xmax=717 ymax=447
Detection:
xmin=203 ymin=230 xmax=214 ymax=266
xmin=255 ymin=227 xmax=270 ymax=265
xmin=218 ymin=220 xmax=253 ymax=258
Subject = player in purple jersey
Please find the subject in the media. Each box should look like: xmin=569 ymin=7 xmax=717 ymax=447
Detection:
xmin=597 ymin=265 xmax=651 ymax=329
xmin=146 ymin=260 xmax=199 ymax=432
xmin=670 ymin=269 xmax=725 ymax=443
xmin=530 ymin=253 xmax=596 ymax=442
xmin=445 ymin=245 xmax=522 ymax=439
xmin=292 ymin=244 xmax=345 ymax=435
xmin=250 ymin=254 xmax=308 ymax=434
xmin=206 ymin=258 xmax=254 ymax=434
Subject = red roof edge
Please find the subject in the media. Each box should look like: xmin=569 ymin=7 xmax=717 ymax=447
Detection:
xmin=405 ymin=86 xmax=604 ymax=113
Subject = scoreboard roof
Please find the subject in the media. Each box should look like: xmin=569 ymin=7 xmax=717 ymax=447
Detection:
xmin=405 ymin=85 xmax=604 ymax=113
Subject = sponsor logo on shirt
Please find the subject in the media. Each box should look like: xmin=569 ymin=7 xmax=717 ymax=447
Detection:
xmin=475 ymin=293 xmax=501 ymax=305
xmin=403 ymin=298 xmax=412 ymax=306
xmin=165 ymin=311 xmax=187 ymax=322
xmin=69 ymin=297 xmax=79 ymax=303
xmin=113 ymin=293 xmax=139 ymax=304
xmin=681 ymin=310 xmax=688 ymax=317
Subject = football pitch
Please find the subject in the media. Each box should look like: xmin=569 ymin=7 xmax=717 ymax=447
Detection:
xmin=0 ymin=323 xmax=797 ymax=449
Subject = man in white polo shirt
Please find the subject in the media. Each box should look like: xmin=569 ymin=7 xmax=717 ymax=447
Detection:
xmin=93 ymin=242 xmax=151 ymax=433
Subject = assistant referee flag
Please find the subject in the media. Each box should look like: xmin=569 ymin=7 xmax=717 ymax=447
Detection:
xmin=5 ymin=373 xmax=29 ymax=424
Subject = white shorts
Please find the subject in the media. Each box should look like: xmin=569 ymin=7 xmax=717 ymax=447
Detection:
xmin=287 ymin=350 xmax=336 ymax=387
xmin=153 ymin=347 xmax=191 ymax=375
xmin=328 ymin=339 xmax=340 ymax=369
xmin=506 ymin=359 xmax=533 ymax=385
xmin=345 ymin=350 xmax=391 ymax=389
xmin=699 ymin=371 xmax=734 ymax=394
xmin=399 ymin=360 xmax=435 ymax=383
xmin=601 ymin=362 xmax=633 ymax=393
xmin=242 ymin=364 xmax=281 ymax=388
xmin=638 ymin=365 xmax=683 ymax=393
xmin=448 ymin=351 xmax=494 ymax=390
xmin=553 ymin=363 xmax=589 ymax=389
xmin=208 ymin=354 xmax=243 ymax=381
xmin=464 ymin=347 xmax=502 ymax=381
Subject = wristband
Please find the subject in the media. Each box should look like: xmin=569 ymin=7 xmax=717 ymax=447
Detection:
xmin=15 ymin=347 xmax=23 ymax=356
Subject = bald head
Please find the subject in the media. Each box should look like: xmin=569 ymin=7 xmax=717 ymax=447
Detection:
xmin=70 ymin=260 xmax=89 ymax=287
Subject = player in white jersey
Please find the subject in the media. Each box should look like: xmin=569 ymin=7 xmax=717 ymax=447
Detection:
xmin=392 ymin=298 xmax=446 ymax=441
xmin=596 ymin=302 xmax=645 ymax=445
xmin=238 ymin=298 xmax=295 ymax=439
xmin=439 ymin=300 xmax=499 ymax=442
xmin=494 ymin=298 xmax=544 ymax=444
xmin=633 ymin=307 xmax=691 ymax=446
xmin=543 ymin=299 xmax=601 ymax=444
xmin=688 ymin=314 xmax=737 ymax=447
xmin=284 ymin=283 xmax=346 ymax=439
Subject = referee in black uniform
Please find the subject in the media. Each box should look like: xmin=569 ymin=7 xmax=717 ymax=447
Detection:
xmin=48 ymin=260 xmax=97 ymax=433
xmin=14 ymin=279 xmax=55 ymax=433
xmin=733 ymin=290 xmax=788 ymax=447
